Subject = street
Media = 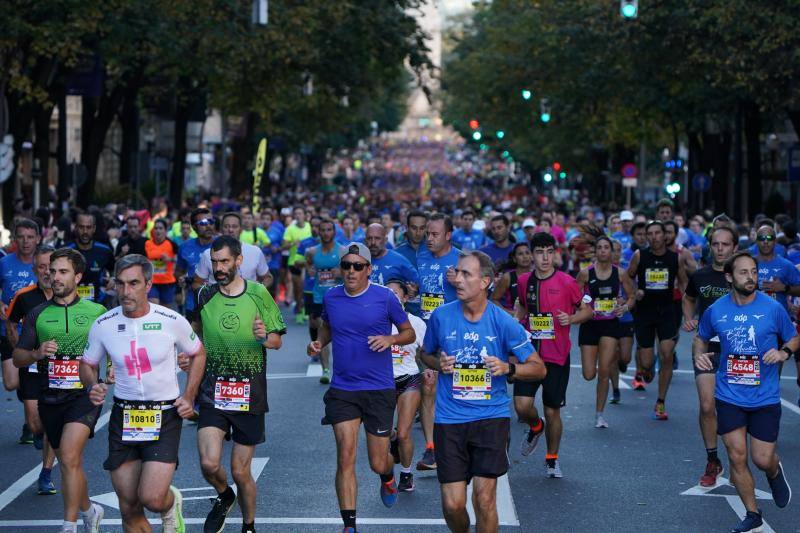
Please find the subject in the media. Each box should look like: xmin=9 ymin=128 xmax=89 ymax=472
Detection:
xmin=0 ymin=308 xmax=797 ymax=532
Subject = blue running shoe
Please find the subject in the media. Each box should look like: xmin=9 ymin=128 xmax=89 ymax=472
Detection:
xmin=730 ymin=510 xmax=763 ymax=533
xmin=380 ymin=476 xmax=398 ymax=508
xmin=33 ymin=433 xmax=43 ymax=450
xmin=37 ymin=470 xmax=56 ymax=495
xmin=767 ymin=462 xmax=791 ymax=508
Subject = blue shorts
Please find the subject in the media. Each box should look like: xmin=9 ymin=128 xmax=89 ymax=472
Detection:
xmin=716 ymin=399 xmax=781 ymax=443
xmin=148 ymin=283 xmax=177 ymax=304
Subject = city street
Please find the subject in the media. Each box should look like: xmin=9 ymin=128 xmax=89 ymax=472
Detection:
xmin=0 ymin=309 xmax=796 ymax=532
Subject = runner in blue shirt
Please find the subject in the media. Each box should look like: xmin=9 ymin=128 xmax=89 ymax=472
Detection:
xmin=451 ymin=210 xmax=486 ymax=251
xmin=695 ymin=251 xmax=797 ymax=533
xmin=479 ymin=215 xmax=515 ymax=269
xmin=264 ymin=217 xmax=285 ymax=297
xmin=307 ymin=242 xmax=414 ymax=531
xmin=66 ymin=212 xmax=115 ymax=304
xmin=419 ymin=250 xmax=545 ymax=533
xmin=752 ymin=224 xmax=800 ymax=313
xmin=365 ymin=223 xmax=419 ymax=288
xmin=395 ymin=210 xmax=428 ymax=318
xmin=176 ymin=208 xmax=215 ymax=321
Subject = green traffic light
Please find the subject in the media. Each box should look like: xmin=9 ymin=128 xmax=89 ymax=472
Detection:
xmin=496 ymin=130 xmax=505 ymax=139
xmin=521 ymin=89 xmax=532 ymax=101
xmin=559 ymin=171 xmax=567 ymax=179
xmin=540 ymin=113 xmax=551 ymax=123
xmin=621 ymin=4 xmax=637 ymax=17
xmin=472 ymin=131 xmax=482 ymax=141
xmin=543 ymin=173 xmax=553 ymax=182
xmin=501 ymin=150 xmax=510 ymax=158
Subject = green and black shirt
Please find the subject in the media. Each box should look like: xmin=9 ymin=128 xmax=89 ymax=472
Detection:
xmin=17 ymin=297 xmax=106 ymax=405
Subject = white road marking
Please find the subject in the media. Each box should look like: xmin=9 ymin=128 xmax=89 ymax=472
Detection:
xmin=0 ymin=517 xmax=482 ymax=527
xmin=780 ymin=397 xmax=800 ymax=416
xmin=306 ymin=363 xmax=323 ymax=377
xmin=466 ymin=474 xmax=519 ymax=526
xmin=0 ymin=408 xmax=111 ymax=513
xmin=680 ymin=476 xmax=775 ymax=532
xmin=267 ymin=373 xmax=311 ymax=380
xmin=724 ymin=495 xmax=776 ymax=533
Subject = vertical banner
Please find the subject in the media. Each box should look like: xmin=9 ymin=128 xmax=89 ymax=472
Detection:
xmin=252 ymin=138 xmax=268 ymax=214
xmin=420 ymin=170 xmax=431 ymax=202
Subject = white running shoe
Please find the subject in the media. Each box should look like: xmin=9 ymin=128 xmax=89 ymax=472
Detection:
xmin=595 ymin=413 xmax=609 ymax=429
xmin=161 ymin=485 xmax=185 ymax=533
xmin=545 ymin=459 xmax=563 ymax=479
xmin=82 ymin=503 xmax=103 ymax=533
xmin=520 ymin=421 xmax=545 ymax=457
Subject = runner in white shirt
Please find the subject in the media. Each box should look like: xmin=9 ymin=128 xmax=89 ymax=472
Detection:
xmin=385 ymin=279 xmax=427 ymax=494
xmin=80 ymin=255 xmax=206 ymax=533
xmin=193 ymin=212 xmax=270 ymax=286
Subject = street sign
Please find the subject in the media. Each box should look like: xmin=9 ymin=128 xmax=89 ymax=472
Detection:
xmin=622 ymin=177 xmax=638 ymax=188
xmin=692 ymin=172 xmax=711 ymax=192
xmin=621 ymin=163 xmax=638 ymax=178
xmin=0 ymin=134 xmax=13 ymax=184
xmin=788 ymin=145 xmax=800 ymax=182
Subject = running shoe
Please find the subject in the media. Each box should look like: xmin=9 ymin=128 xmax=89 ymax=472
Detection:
xmin=416 ymin=448 xmax=437 ymax=470
xmin=652 ymin=402 xmax=668 ymax=421
xmin=82 ymin=503 xmax=104 ymax=533
xmin=242 ymin=525 xmax=255 ymax=533
xmin=380 ymin=476 xmax=398 ymax=508
xmin=204 ymin=489 xmax=236 ymax=533
xmin=699 ymin=460 xmax=724 ymax=488
xmin=767 ymin=462 xmax=791 ymax=508
xmin=398 ymin=472 xmax=415 ymax=492
xmin=521 ymin=422 xmax=545 ymax=457
xmin=162 ymin=486 xmax=185 ymax=533
xmin=594 ymin=413 xmax=609 ymax=429
xmin=33 ymin=433 xmax=43 ymax=450
xmin=341 ymin=528 xmax=356 ymax=533
xmin=18 ymin=423 xmax=33 ymax=444
xmin=295 ymin=312 xmax=305 ymax=324
xmin=390 ymin=435 xmax=400 ymax=464
xmin=609 ymin=389 xmax=621 ymax=404
xmin=545 ymin=459 xmax=563 ymax=479
xmin=37 ymin=470 xmax=56 ymax=495
xmin=632 ymin=373 xmax=646 ymax=391
xmin=730 ymin=510 xmax=763 ymax=533
xmin=319 ymin=368 xmax=331 ymax=385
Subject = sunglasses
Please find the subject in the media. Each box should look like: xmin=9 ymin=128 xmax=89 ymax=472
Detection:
xmin=756 ymin=235 xmax=775 ymax=242
xmin=340 ymin=260 xmax=369 ymax=271
xmin=195 ymin=218 xmax=215 ymax=227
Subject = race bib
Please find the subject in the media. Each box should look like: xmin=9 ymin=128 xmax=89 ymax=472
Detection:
xmin=77 ymin=285 xmax=95 ymax=300
xmin=726 ymin=354 xmax=760 ymax=386
xmin=318 ymin=269 xmax=336 ymax=287
xmin=122 ymin=409 xmax=161 ymax=442
xmin=594 ymin=298 xmax=615 ymax=315
xmin=645 ymin=268 xmax=668 ymax=290
xmin=421 ymin=293 xmax=444 ymax=313
xmin=452 ymin=363 xmax=491 ymax=400
xmin=391 ymin=345 xmax=407 ymax=365
xmin=48 ymin=357 xmax=82 ymax=390
xmin=529 ymin=313 xmax=555 ymax=340
xmin=153 ymin=259 xmax=167 ymax=274
xmin=214 ymin=378 xmax=251 ymax=411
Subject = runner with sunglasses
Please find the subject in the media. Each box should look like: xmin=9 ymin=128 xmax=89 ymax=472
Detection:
xmin=752 ymin=222 xmax=800 ymax=314
xmin=307 ymin=242 xmax=415 ymax=533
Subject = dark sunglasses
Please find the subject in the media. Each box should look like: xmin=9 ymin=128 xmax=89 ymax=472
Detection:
xmin=340 ymin=260 xmax=369 ymax=271
xmin=195 ymin=218 xmax=215 ymax=227
xmin=756 ymin=235 xmax=775 ymax=242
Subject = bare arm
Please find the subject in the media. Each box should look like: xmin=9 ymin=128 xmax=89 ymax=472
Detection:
xmin=682 ymin=293 xmax=698 ymax=331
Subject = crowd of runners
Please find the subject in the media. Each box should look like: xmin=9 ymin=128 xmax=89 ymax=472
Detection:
xmin=0 ymin=169 xmax=798 ymax=532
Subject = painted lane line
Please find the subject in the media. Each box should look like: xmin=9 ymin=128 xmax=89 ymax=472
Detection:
xmin=780 ymin=397 xmax=800 ymax=416
xmin=724 ymin=495 xmax=776 ymax=533
xmin=0 ymin=517 xmax=472 ymax=527
xmin=0 ymin=408 xmax=111 ymax=513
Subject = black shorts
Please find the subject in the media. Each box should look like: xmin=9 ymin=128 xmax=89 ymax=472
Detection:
xmin=716 ymin=399 xmax=781 ymax=443
xmin=693 ymin=342 xmax=721 ymax=377
xmin=671 ymin=300 xmax=682 ymax=341
xmin=17 ymin=367 xmax=46 ymax=401
xmin=303 ymin=292 xmax=315 ymax=313
xmin=306 ymin=301 xmax=323 ymax=319
xmin=38 ymin=395 xmax=101 ymax=449
xmin=633 ymin=308 xmax=678 ymax=348
xmin=578 ymin=319 xmax=620 ymax=345
xmin=289 ymin=265 xmax=303 ymax=276
xmin=395 ymin=374 xmax=421 ymax=397
xmin=322 ymin=387 xmax=395 ymax=436
xmin=618 ymin=320 xmax=634 ymax=338
xmin=514 ymin=362 xmax=570 ymax=408
xmin=434 ymin=418 xmax=510 ymax=484
xmin=104 ymin=400 xmax=182 ymax=471
xmin=198 ymin=406 xmax=265 ymax=446
xmin=0 ymin=336 xmax=12 ymax=361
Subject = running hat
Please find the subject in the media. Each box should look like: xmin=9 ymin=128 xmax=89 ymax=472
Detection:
xmin=522 ymin=218 xmax=536 ymax=228
xmin=339 ymin=242 xmax=371 ymax=263
xmin=620 ymin=210 xmax=634 ymax=221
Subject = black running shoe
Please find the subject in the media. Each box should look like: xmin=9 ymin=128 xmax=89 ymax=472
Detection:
xmin=204 ymin=489 xmax=236 ymax=533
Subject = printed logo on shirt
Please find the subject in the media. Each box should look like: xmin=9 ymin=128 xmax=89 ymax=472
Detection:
xmin=734 ymin=314 xmax=747 ymax=323
xmin=463 ymin=332 xmax=479 ymax=342
xmin=73 ymin=314 xmax=89 ymax=326
xmin=124 ymin=340 xmax=152 ymax=379
xmin=753 ymin=314 xmax=764 ymax=320
xmin=118 ymin=324 xmax=126 ymax=332
xmin=219 ymin=312 xmax=241 ymax=333
xmin=142 ymin=322 xmax=162 ymax=331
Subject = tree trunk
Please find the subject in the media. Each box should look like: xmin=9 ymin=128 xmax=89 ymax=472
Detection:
xmin=79 ymin=85 xmax=125 ymax=207
xmin=744 ymin=102 xmax=762 ymax=220
xmin=4 ymin=94 xmax=36 ymax=224
xmin=687 ymin=130 xmax=702 ymax=213
xmin=705 ymin=129 xmax=731 ymax=216
xmin=170 ymin=95 xmax=189 ymax=208
xmin=33 ymin=104 xmax=54 ymax=208
xmin=119 ymin=87 xmax=140 ymax=185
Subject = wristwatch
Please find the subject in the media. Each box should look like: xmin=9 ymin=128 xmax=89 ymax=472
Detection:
xmin=507 ymin=362 xmax=516 ymax=377
xmin=781 ymin=346 xmax=793 ymax=360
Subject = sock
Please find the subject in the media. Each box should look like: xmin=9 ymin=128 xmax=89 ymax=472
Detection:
xmin=545 ymin=453 xmax=558 ymax=467
xmin=596 ymin=411 xmax=603 ymax=417
xmin=79 ymin=505 xmax=95 ymax=521
xmin=341 ymin=509 xmax=356 ymax=528
xmin=529 ymin=419 xmax=543 ymax=433
xmin=242 ymin=522 xmax=255 ymax=532
xmin=219 ymin=486 xmax=235 ymax=502
xmin=400 ymin=466 xmax=412 ymax=474
xmin=425 ymin=442 xmax=434 ymax=450
xmin=706 ymin=448 xmax=718 ymax=463
xmin=61 ymin=521 xmax=77 ymax=533
xmin=379 ymin=472 xmax=394 ymax=483
xmin=613 ymin=388 xmax=620 ymax=394
xmin=40 ymin=467 xmax=52 ymax=478
xmin=656 ymin=398 xmax=665 ymax=404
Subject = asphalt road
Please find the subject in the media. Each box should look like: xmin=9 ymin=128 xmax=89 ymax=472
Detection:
xmin=0 ymin=307 xmax=798 ymax=532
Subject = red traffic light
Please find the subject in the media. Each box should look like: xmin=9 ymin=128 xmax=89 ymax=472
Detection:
xmin=469 ymin=119 xmax=480 ymax=130
xmin=553 ymin=161 xmax=562 ymax=171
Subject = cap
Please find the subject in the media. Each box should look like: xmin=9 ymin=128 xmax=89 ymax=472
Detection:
xmin=339 ymin=242 xmax=371 ymax=263
xmin=473 ymin=220 xmax=486 ymax=231
xmin=522 ymin=218 xmax=536 ymax=228
xmin=620 ymin=210 xmax=634 ymax=221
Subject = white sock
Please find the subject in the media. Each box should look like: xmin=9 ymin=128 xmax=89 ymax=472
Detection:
xmin=79 ymin=506 xmax=92 ymax=520
xmin=400 ymin=466 xmax=412 ymax=474
xmin=61 ymin=521 xmax=77 ymax=532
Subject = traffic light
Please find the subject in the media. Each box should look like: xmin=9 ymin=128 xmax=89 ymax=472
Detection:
xmin=665 ymin=182 xmax=681 ymax=195
xmin=539 ymin=98 xmax=551 ymax=123
xmin=472 ymin=131 xmax=482 ymax=141
xmin=559 ymin=171 xmax=567 ymax=179
xmin=469 ymin=119 xmax=480 ymax=130
xmin=521 ymin=89 xmax=532 ymax=101
xmin=543 ymin=172 xmax=553 ymax=183
xmin=501 ymin=150 xmax=510 ymax=158
xmin=553 ymin=161 xmax=562 ymax=171
xmin=620 ymin=0 xmax=638 ymax=18
xmin=496 ymin=130 xmax=505 ymax=139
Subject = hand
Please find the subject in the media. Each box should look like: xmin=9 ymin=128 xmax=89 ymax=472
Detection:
xmin=682 ymin=318 xmax=698 ymax=332
xmin=762 ymin=279 xmax=786 ymax=293
xmin=89 ymin=383 xmax=108 ymax=406
xmin=178 ymin=276 xmax=187 ymax=289
xmin=446 ymin=267 xmax=456 ymax=285
xmin=177 ymin=352 xmax=191 ymax=372
xmin=406 ymin=282 xmax=419 ymax=299
xmin=556 ymin=310 xmax=571 ymax=326
xmin=106 ymin=364 xmax=115 ymax=384
xmin=439 ymin=351 xmax=456 ymax=374
xmin=307 ymin=340 xmax=322 ymax=356
xmin=36 ymin=340 xmax=58 ymax=360
xmin=253 ymin=313 xmax=267 ymax=342
xmin=173 ymin=395 xmax=195 ymax=419
xmin=368 ymin=335 xmax=393 ymax=351
xmin=483 ymin=355 xmax=508 ymax=377
xmin=763 ymin=348 xmax=789 ymax=365
xmin=613 ymin=303 xmax=627 ymax=317
xmin=635 ymin=289 xmax=644 ymax=301
xmin=0 ymin=302 xmax=7 ymax=321
xmin=693 ymin=352 xmax=714 ymax=371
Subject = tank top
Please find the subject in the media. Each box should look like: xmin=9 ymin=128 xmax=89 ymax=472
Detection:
xmin=587 ymin=265 xmax=619 ymax=320
xmin=312 ymin=245 xmax=342 ymax=304
xmin=635 ymin=248 xmax=678 ymax=310
xmin=499 ymin=270 xmax=519 ymax=311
